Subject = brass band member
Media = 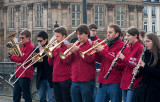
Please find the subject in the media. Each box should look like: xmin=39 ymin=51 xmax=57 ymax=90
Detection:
xmin=65 ymin=24 xmax=96 ymax=102
xmin=9 ymin=30 xmax=34 ymax=102
xmin=95 ymin=24 xmax=124 ymax=102
xmin=33 ymin=31 xmax=56 ymax=102
xmin=134 ymin=33 xmax=160 ymax=102
xmin=48 ymin=27 xmax=72 ymax=102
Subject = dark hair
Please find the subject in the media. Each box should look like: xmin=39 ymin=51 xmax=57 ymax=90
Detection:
xmin=140 ymin=30 xmax=146 ymax=38
xmin=37 ymin=31 xmax=48 ymax=40
xmin=126 ymin=27 xmax=143 ymax=44
xmin=54 ymin=26 xmax=67 ymax=37
xmin=146 ymin=33 xmax=160 ymax=66
xmin=76 ymin=24 xmax=90 ymax=37
xmin=108 ymin=24 xmax=121 ymax=37
xmin=89 ymin=24 xmax=98 ymax=30
xmin=20 ymin=29 xmax=31 ymax=38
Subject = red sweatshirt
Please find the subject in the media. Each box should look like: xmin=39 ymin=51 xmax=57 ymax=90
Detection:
xmin=48 ymin=42 xmax=71 ymax=82
xmin=65 ymin=39 xmax=96 ymax=82
xmin=120 ymin=41 xmax=144 ymax=90
xmin=96 ymin=39 xmax=125 ymax=84
xmin=10 ymin=40 xmax=34 ymax=80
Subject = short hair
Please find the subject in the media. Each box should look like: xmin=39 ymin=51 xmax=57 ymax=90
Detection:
xmin=89 ymin=24 xmax=98 ymax=30
xmin=54 ymin=26 xmax=67 ymax=37
xmin=20 ymin=29 xmax=31 ymax=38
xmin=108 ymin=24 xmax=121 ymax=37
xmin=127 ymin=27 xmax=139 ymax=39
xmin=76 ymin=24 xmax=90 ymax=37
xmin=140 ymin=30 xmax=146 ymax=38
xmin=37 ymin=31 xmax=48 ymax=40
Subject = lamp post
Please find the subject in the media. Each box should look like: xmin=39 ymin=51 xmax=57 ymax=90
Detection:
xmin=54 ymin=21 xmax=59 ymax=29
xmin=83 ymin=0 xmax=87 ymax=24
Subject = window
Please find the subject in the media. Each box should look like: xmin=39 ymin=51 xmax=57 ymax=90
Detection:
xmin=117 ymin=0 xmax=123 ymax=1
xmin=36 ymin=4 xmax=42 ymax=27
xmin=72 ymin=4 xmax=80 ymax=27
xmin=152 ymin=22 xmax=155 ymax=33
xmin=152 ymin=6 xmax=156 ymax=16
xmin=10 ymin=7 xmax=14 ymax=28
xmin=22 ymin=6 xmax=28 ymax=28
xmin=95 ymin=5 xmax=103 ymax=27
xmin=144 ymin=22 xmax=147 ymax=32
xmin=10 ymin=0 xmax=13 ymax=2
xmin=116 ymin=6 xmax=125 ymax=28
xmin=143 ymin=6 xmax=147 ymax=16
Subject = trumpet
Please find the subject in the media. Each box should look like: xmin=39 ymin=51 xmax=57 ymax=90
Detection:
xmin=44 ymin=31 xmax=76 ymax=58
xmin=79 ymin=38 xmax=108 ymax=59
xmin=59 ymin=40 xmax=79 ymax=59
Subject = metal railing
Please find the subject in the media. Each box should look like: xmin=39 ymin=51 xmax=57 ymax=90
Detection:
xmin=0 ymin=62 xmax=38 ymax=101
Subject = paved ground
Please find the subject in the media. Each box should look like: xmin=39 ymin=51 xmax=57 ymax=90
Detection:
xmin=0 ymin=96 xmax=38 ymax=102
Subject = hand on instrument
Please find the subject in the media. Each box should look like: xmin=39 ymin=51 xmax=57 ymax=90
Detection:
xmin=95 ymin=45 xmax=104 ymax=52
xmin=138 ymin=60 xmax=145 ymax=68
xmin=71 ymin=45 xmax=79 ymax=53
xmin=132 ymin=67 xmax=139 ymax=74
xmin=117 ymin=52 xmax=125 ymax=60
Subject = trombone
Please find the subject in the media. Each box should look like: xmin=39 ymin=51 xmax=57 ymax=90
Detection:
xmin=79 ymin=38 xmax=108 ymax=59
xmin=8 ymin=36 xmax=57 ymax=85
xmin=59 ymin=40 xmax=79 ymax=59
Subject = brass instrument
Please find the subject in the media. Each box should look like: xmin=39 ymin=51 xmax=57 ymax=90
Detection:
xmin=79 ymin=38 xmax=108 ymax=59
xmin=7 ymin=33 xmax=22 ymax=57
xmin=44 ymin=31 xmax=76 ymax=58
xmin=59 ymin=40 xmax=79 ymax=59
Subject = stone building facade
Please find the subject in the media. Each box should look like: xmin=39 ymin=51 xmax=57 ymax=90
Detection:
xmin=143 ymin=0 xmax=160 ymax=35
xmin=0 ymin=0 xmax=143 ymax=61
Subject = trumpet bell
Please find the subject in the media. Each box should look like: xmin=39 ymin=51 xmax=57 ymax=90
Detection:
xmin=44 ymin=48 xmax=52 ymax=58
xmin=79 ymin=51 xmax=85 ymax=59
xmin=59 ymin=53 xmax=66 ymax=60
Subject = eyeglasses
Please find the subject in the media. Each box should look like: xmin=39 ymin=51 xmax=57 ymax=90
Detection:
xmin=144 ymin=40 xmax=151 ymax=44
xmin=37 ymin=40 xmax=43 ymax=42
xmin=20 ymin=37 xmax=25 ymax=39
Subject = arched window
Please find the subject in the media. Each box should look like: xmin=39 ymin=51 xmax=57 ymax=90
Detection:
xmin=144 ymin=22 xmax=147 ymax=32
xmin=152 ymin=22 xmax=156 ymax=33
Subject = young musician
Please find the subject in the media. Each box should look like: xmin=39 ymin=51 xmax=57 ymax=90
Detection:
xmin=134 ymin=33 xmax=160 ymax=102
xmin=89 ymin=24 xmax=101 ymax=41
xmin=33 ymin=31 xmax=56 ymax=102
xmin=48 ymin=27 xmax=72 ymax=102
xmin=117 ymin=28 xmax=144 ymax=102
xmin=9 ymin=29 xmax=34 ymax=102
xmin=65 ymin=24 xmax=96 ymax=102
xmin=95 ymin=24 xmax=125 ymax=102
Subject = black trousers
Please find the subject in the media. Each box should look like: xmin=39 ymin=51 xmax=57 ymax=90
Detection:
xmin=53 ymin=79 xmax=72 ymax=102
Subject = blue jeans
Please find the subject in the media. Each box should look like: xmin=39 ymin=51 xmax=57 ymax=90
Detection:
xmin=13 ymin=77 xmax=32 ymax=102
xmin=122 ymin=88 xmax=138 ymax=102
xmin=71 ymin=80 xmax=95 ymax=102
xmin=95 ymin=83 xmax=122 ymax=102
xmin=38 ymin=80 xmax=56 ymax=102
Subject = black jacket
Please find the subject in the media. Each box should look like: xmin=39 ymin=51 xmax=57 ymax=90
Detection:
xmin=33 ymin=43 xmax=53 ymax=90
xmin=137 ymin=50 xmax=160 ymax=102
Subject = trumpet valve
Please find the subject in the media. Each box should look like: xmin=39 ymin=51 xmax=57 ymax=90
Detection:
xmin=59 ymin=53 xmax=66 ymax=60
xmin=79 ymin=51 xmax=85 ymax=59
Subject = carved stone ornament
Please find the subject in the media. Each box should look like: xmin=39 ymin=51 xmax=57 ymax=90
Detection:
xmin=87 ymin=3 xmax=93 ymax=10
xmin=128 ymin=5 xmax=135 ymax=12
xmin=15 ymin=5 xmax=20 ymax=12
xmin=28 ymin=3 xmax=33 ymax=10
xmin=2 ymin=6 xmax=8 ymax=13
xmin=136 ymin=5 xmax=144 ymax=12
xmin=42 ymin=1 xmax=48 ymax=9
xmin=51 ymin=2 xmax=59 ymax=9
xmin=107 ymin=4 xmax=115 ymax=11
xmin=61 ymin=2 xmax=69 ymax=9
